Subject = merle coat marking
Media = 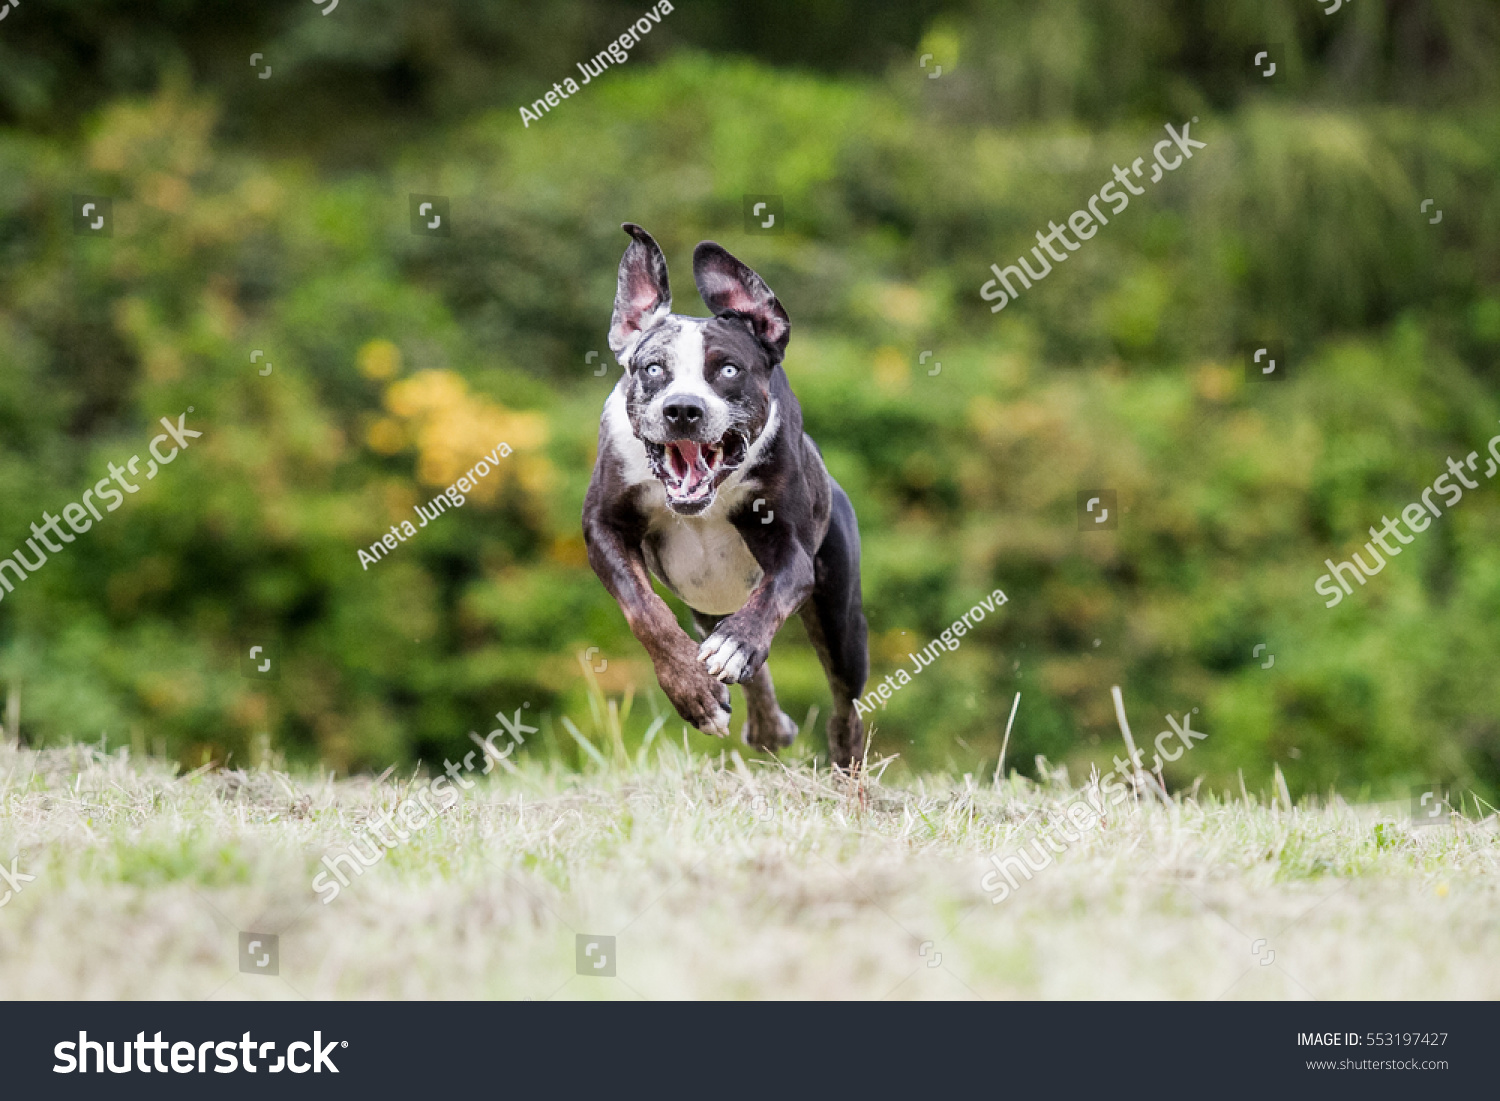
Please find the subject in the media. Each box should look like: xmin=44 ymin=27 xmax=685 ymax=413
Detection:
xmin=582 ymin=224 xmax=869 ymax=769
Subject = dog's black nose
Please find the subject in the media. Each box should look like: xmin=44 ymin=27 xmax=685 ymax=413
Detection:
xmin=662 ymin=396 xmax=705 ymax=430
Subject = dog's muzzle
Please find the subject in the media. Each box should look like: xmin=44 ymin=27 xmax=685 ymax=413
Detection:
xmin=644 ymin=432 xmax=749 ymax=514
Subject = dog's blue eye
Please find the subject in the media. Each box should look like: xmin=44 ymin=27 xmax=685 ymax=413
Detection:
xmin=720 ymin=365 xmax=739 ymax=379
xmin=644 ymin=364 xmax=663 ymax=377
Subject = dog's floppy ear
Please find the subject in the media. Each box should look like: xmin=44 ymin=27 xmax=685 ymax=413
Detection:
xmin=692 ymin=241 xmax=790 ymax=359
xmin=608 ymin=223 xmax=672 ymax=358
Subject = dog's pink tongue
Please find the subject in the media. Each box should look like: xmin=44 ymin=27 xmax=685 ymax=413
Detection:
xmin=675 ymin=442 xmax=704 ymax=493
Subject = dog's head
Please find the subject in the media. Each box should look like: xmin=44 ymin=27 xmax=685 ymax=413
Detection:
xmin=607 ymin=223 xmax=789 ymax=516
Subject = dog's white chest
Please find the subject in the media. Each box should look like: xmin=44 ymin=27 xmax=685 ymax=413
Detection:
xmin=644 ymin=513 xmax=762 ymax=617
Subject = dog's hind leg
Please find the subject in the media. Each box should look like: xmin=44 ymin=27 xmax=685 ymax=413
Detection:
xmin=692 ymin=612 xmax=795 ymax=752
xmin=799 ymin=482 xmax=869 ymax=772
xmin=740 ymin=661 xmax=799 ymax=753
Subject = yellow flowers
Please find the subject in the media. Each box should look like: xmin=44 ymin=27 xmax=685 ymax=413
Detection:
xmin=357 ymin=339 xmax=402 ymax=381
xmin=360 ymin=355 xmax=552 ymax=508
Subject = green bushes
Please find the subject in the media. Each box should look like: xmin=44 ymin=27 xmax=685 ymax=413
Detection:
xmin=0 ymin=3 xmax=1496 ymax=803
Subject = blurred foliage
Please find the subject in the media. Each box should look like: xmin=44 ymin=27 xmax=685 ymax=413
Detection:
xmin=1 ymin=0 xmax=1498 ymax=803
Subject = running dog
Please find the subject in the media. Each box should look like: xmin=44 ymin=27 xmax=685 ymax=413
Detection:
xmin=582 ymin=224 xmax=869 ymax=769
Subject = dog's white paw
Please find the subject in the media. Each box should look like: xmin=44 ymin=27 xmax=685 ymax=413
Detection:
xmin=699 ymin=632 xmax=752 ymax=685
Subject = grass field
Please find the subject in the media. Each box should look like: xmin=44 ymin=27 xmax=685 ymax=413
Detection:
xmin=1 ymin=730 xmax=1497 ymax=1000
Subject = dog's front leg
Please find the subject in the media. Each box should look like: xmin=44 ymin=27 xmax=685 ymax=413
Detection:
xmin=583 ymin=516 xmax=732 ymax=736
xmin=698 ymin=543 xmax=815 ymax=686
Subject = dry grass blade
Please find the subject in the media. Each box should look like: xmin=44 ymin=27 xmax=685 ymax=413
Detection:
xmin=993 ymin=691 xmax=1021 ymax=787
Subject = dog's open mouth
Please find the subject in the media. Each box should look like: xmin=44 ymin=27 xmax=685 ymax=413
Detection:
xmin=645 ymin=433 xmax=748 ymax=511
